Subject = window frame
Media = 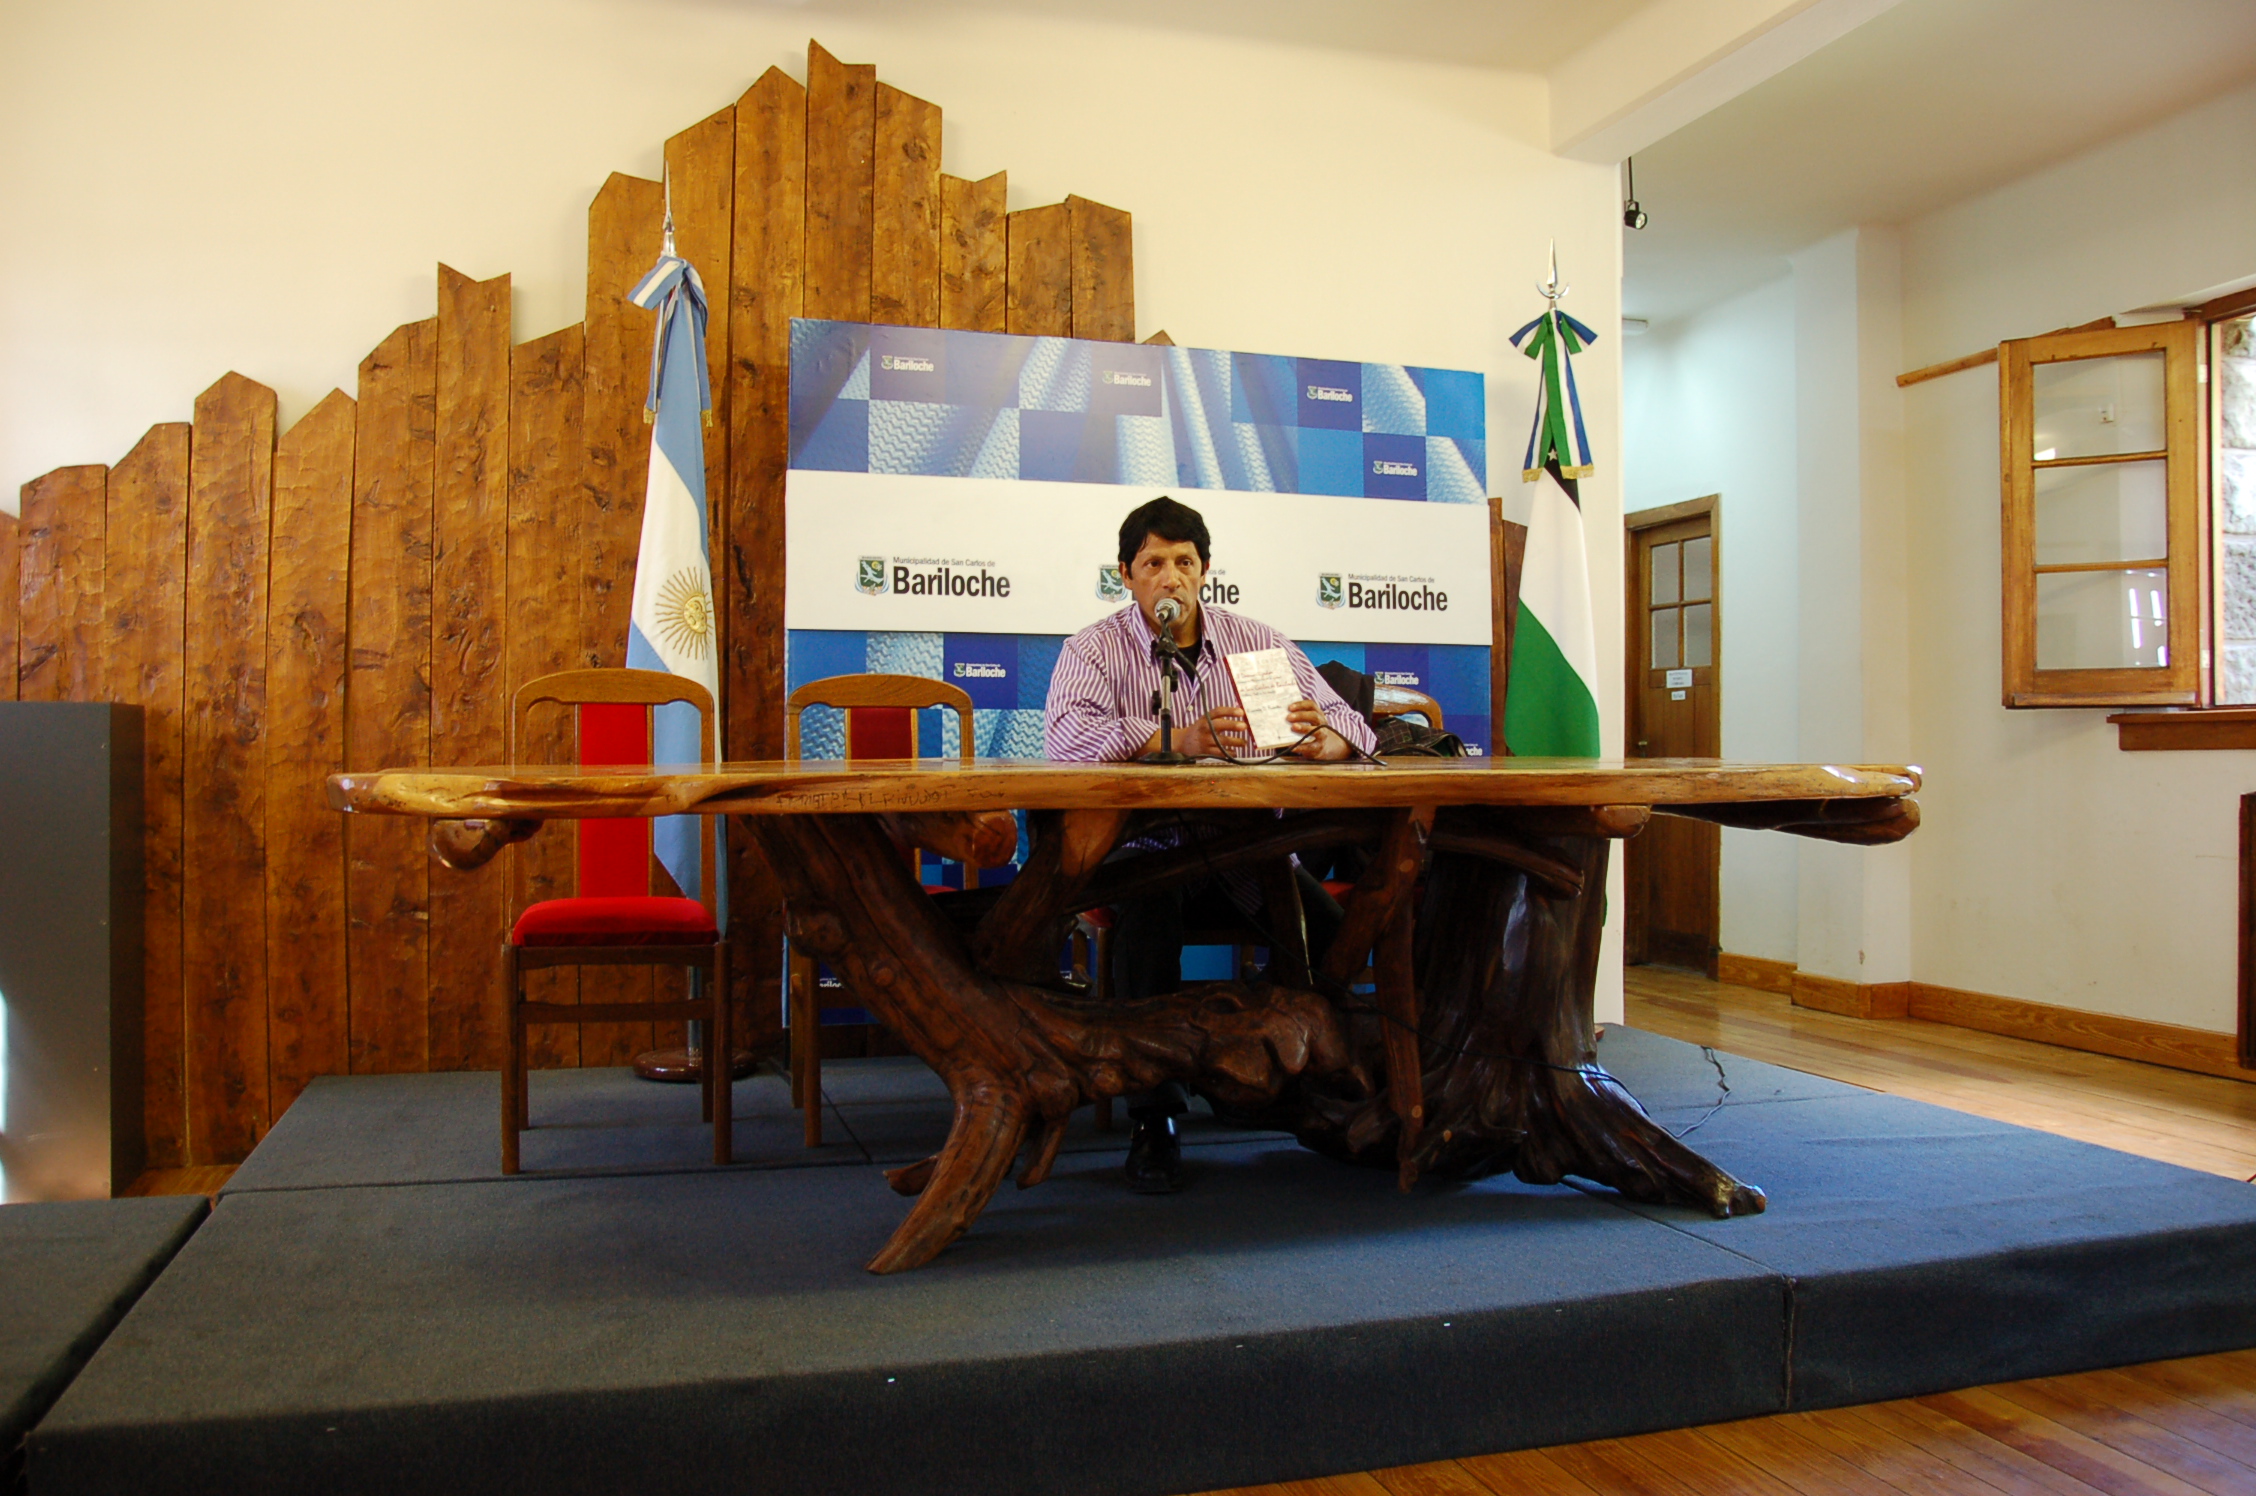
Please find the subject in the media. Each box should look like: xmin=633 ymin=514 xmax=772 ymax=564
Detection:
xmin=2000 ymin=318 xmax=2202 ymax=709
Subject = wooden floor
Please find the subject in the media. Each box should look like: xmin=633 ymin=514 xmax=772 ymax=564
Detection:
xmin=1189 ymin=966 xmax=2256 ymax=1496
xmin=120 ymin=971 xmax=2256 ymax=1493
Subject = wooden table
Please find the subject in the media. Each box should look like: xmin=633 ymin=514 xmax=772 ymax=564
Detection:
xmin=331 ymin=756 xmax=1920 ymax=1273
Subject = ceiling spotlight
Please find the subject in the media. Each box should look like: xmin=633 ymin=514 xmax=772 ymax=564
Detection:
xmin=1623 ymin=157 xmax=1649 ymax=231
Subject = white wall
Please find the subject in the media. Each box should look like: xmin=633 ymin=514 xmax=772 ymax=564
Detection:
xmin=1791 ymin=225 xmax=1911 ymax=987
xmin=1898 ymin=80 xmax=2256 ymax=1031
xmin=1628 ymin=77 xmax=2256 ymax=1030
xmin=1623 ymin=274 xmax=1802 ymax=961
xmin=0 ymin=0 xmax=1633 ymax=1018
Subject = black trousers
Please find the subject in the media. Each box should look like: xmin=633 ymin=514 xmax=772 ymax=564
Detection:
xmin=1108 ymin=863 xmax=1345 ymax=1121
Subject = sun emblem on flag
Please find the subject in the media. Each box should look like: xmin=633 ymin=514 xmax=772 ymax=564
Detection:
xmin=655 ymin=566 xmax=714 ymax=659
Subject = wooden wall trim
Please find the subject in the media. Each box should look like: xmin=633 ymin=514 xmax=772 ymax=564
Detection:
xmin=1730 ymin=952 xmax=2250 ymax=1082
xmin=1716 ymin=952 xmax=1794 ymax=994
xmin=1907 ymin=982 xmax=2248 ymax=1082
xmin=1789 ymin=972 xmax=1909 ymax=1021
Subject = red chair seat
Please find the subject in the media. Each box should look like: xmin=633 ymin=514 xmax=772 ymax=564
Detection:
xmin=511 ymin=896 xmax=717 ymax=948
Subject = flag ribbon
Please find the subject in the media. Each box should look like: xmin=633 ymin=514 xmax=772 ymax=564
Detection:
xmin=1511 ymin=308 xmax=1598 ymax=483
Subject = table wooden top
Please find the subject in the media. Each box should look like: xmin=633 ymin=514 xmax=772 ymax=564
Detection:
xmin=329 ymin=756 xmax=1921 ymax=820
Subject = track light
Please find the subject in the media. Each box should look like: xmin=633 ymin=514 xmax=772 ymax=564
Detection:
xmin=1623 ymin=157 xmax=1649 ymax=231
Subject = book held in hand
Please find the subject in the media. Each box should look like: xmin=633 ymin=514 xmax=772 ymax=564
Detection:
xmin=1224 ymin=647 xmax=1304 ymax=751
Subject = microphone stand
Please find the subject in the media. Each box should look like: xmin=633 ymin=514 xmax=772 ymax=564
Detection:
xmin=1141 ymin=616 xmax=1193 ymax=766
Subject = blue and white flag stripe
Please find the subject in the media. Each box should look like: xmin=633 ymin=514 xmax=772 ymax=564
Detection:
xmin=625 ymin=253 xmax=722 ymax=915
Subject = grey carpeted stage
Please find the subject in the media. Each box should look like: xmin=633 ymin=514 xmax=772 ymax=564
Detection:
xmin=18 ymin=1028 xmax=2256 ymax=1496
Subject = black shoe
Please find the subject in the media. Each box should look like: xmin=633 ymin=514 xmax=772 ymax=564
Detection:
xmin=1124 ymin=1115 xmax=1184 ymax=1194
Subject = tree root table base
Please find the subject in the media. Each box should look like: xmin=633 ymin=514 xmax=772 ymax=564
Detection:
xmin=332 ymin=756 xmax=1920 ymax=1273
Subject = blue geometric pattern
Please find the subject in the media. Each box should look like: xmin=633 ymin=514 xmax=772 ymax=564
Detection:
xmin=790 ymin=320 xmax=1484 ymax=501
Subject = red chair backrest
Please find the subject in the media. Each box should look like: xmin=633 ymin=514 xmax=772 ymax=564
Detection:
xmin=578 ymin=702 xmax=650 ymax=897
xmin=845 ymin=706 xmax=915 ymax=761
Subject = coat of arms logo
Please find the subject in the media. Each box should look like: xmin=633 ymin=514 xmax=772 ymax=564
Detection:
xmin=1096 ymin=564 xmax=1126 ymax=603
xmin=1316 ymin=573 xmax=1344 ymax=609
xmin=857 ymin=557 xmax=888 ymax=595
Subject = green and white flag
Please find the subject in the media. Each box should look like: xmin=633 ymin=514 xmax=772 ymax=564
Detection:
xmin=1503 ymin=306 xmax=1601 ymax=757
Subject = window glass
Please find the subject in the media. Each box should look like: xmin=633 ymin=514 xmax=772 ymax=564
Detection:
xmin=1682 ymin=537 xmax=1712 ymax=603
xmin=1650 ymin=542 xmax=1679 ymax=605
xmin=2033 ymin=460 xmax=2168 ymax=566
xmin=2034 ymin=568 xmax=2169 ymax=670
xmin=2032 ymin=351 xmax=2166 ymax=459
xmin=1650 ymin=607 xmax=1679 ymax=669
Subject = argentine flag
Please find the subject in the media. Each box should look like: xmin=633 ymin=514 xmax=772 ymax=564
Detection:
xmin=626 ymin=249 xmax=722 ymax=913
xmin=1503 ymin=307 xmax=1602 ymax=757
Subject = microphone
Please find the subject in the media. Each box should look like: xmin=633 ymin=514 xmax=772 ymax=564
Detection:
xmin=1151 ymin=596 xmax=1186 ymax=662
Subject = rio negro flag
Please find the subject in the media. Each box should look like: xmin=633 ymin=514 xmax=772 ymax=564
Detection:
xmin=1504 ymin=306 xmax=1602 ymax=758
xmin=626 ymin=249 xmax=722 ymax=909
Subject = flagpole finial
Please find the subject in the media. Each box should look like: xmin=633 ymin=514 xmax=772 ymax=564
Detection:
xmin=662 ymin=162 xmax=677 ymax=259
xmin=1537 ymin=240 xmax=1567 ymax=308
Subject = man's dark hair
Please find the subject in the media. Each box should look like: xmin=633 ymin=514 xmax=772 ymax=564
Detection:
xmin=1117 ymin=496 xmax=1211 ymax=571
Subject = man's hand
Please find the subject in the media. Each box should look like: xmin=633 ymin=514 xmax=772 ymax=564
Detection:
xmin=1175 ymin=705 xmax=1254 ymax=758
xmin=1284 ymin=700 xmax=1349 ymax=760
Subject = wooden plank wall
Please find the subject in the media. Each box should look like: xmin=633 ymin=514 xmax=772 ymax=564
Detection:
xmin=106 ymin=425 xmax=191 ymax=1159
xmin=9 ymin=38 xmax=1137 ymax=1166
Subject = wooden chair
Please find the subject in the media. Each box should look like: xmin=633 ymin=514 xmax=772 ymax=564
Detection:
xmin=784 ymin=673 xmax=977 ymax=1146
xmin=501 ymin=668 xmax=729 ymax=1174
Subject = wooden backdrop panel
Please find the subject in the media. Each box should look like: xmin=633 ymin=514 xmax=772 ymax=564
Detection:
xmin=183 ymin=373 xmax=276 ymax=1162
xmin=1067 ymin=196 xmax=1133 ymax=342
xmin=429 ymin=267 xmax=512 ymax=1072
xmin=724 ymin=66 xmax=806 ymax=1049
xmin=347 ymin=319 xmax=436 ymax=1076
xmin=1006 ymin=203 xmax=1073 ymax=337
xmin=23 ymin=38 xmax=1152 ymax=1162
xmin=0 ymin=511 xmax=16 ymax=702
xmin=666 ymin=105 xmax=736 ymax=637
xmin=507 ymin=324 xmax=587 ymax=1067
xmin=266 ymin=392 xmax=354 ymax=1114
xmin=581 ymin=173 xmax=665 ymax=1061
xmin=872 ymin=84 xmax=941 ymax=329
xmin=805 ymin=42 xmax=875 ymax=324
xmin=940 ymin=171 xmax=1007 ymax=334
xmin=105 ymin=425 xmax=191 ymax=1165
xmin=18 ymin=465 xmax=108 ymax=703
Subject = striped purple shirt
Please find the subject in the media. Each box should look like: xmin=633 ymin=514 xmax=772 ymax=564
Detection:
xmin=1044 ymin=603 xmax=1376 ymax=763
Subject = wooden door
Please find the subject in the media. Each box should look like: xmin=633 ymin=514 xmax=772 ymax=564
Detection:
xmin=1625 ymin=499 xmax=1720 ymax=973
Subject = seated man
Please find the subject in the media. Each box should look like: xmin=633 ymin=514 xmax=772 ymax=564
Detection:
xmin=1044 ymin=495 xmax=1376 ymax=1192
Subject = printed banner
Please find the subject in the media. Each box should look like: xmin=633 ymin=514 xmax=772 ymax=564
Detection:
xmin=786 ymin=472 xmax=1490 ymax=646
xmin=785 ymin=319 xmax=1495 ymax=765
